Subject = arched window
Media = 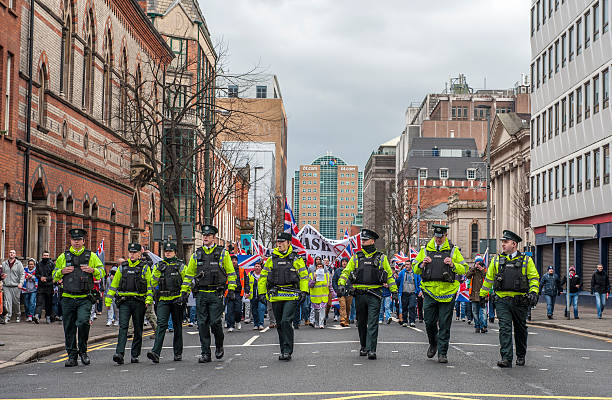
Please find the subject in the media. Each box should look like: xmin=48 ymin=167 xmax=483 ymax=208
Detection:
xmin=471 ymin=223 xmax=479 ymax=256
xmin=83 ymin=199 xmax=90 ymax=217
xmin=83 ymin=131 xmax=89 ymax=151
xmin=56 ymin=192 xmax=64 ymax=211
xmin=102 ymin=29 xmax=113 ymax=123
xmin=66 ymin=195 xmax=74 ymax=212
xmin=120 ymin=47 xmax=128 ymax=132
xmin=110 ymin=207 xmax=116 ymax=222
xmin=38 ymin=64 xmax=47 ymax=127
xmin=82 ymin=8 xmax=96 ymax=113
xmin=134 ymin=65 xmax=142 ymax=125
xmin=61 ymin=120 xmax=68 ymax=144
xmin=91 ymin=202 xmax=98 ymax=218
xmin=61 ymin=3 xmax=74 ymax=100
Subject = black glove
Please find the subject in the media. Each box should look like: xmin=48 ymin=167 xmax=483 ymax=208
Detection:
xmin=337 ymin=286 xmax=346 ymax=297
xmin=391 ymin=292 xmax=398 ymax=303
xmin=157 ymin=263 xmax=166 ymax=273
xmin=180 ymin=292 xmax=189 ymax=305
xmin=227 ymin=290 xmax=236 ymax=301
xmin=479 ymin=296 xmax=488 ymax=308
xmin=257 ymin=294 xmax=267 ymax=304
xmin=528 ymin=292 xmax=539 ymax=307
xmin=298 ymin=291 xmax=308 ymax=304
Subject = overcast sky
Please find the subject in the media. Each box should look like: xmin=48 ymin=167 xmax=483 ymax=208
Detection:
xmin=201 ymin=0 xmax=531 ymax=188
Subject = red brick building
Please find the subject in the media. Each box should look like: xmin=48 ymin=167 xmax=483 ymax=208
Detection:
xmin=0 ymin=0 xmax=172 ymax=263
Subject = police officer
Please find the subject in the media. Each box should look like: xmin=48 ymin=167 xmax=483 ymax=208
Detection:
xmin=183 ymin=224 xmax=237 ymax=363
xmin=337 ymin=229 xmax=398 ymax=360
xmin=147 ymin=242 xmax=188 ymax=363
xmin=53 ymin=228 xmax=105 ymax=367
xmin=258 ymin=232 xmax=309 ymax=361
xmin=413 ymin=224 xmax=468 ymax=364
xmin=105 ymin=243 xmax=153 ymax=364
xmin=479 ymin=230 xmax=539 ymax=368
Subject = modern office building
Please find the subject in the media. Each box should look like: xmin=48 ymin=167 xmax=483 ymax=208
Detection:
xmin=292 ymin=154 xmax=362 ymax=239
xmin=530 ymin=0 xmax=612 ymax=288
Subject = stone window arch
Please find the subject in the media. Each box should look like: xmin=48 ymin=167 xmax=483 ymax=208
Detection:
xmin=102 ymin=27 xmax=113 ymax=123
xmin=61 ymin=0 xmax=75 ymax=100
xmin=38 ymin=63 xmax=48 ymax=128
xmin=56 ymin=192 xmax=65 ymax=211
xmin=82 ymin=7 xmax=96 ymax=113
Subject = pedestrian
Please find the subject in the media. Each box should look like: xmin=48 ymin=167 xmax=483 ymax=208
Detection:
xmin=225 ymin=255 xmax=244 ymax=332
xmin=540 ymin=266 xmax=561 ymax=319
xmin=2 ymin=249 xmax=25 ymax=323
xmin=22 ymin=258 xmax=38 ymax=322
xmin=591 ymin=264 xmax=610 ymax=319
xmin=105 ymin=266 xmax=119 ymax=326
xmin=466 ymin=256 xmax=488 ymax=333
xmin=187 ymin=292 xmax=196 ymax=326
xmin=397 ymin=262 xmax=420 ymax=327
xmin=480 ymin=230 xmax=540 ymax=368
xmin=248 ymin=261 xmax=266 ymax=330
xmin=183 ymin=224 xmax=237 ymax=363
xmin=378 ymin=285 xmax=392 ymax=324
xmin=560 ymin=266 xmax=581 ymax=319
xmin=337 ymin=228 xmax=398 ymax=360
xmin=34 ymin=251 xmax=55 ymax=324
xmin=309 ymin=259 xmax=336 ymax=329
xmin=333 ymin=257 xmax=353 ymax=327
xmin=412 ymin=224 xmax=468 ymax=364
xmin=105 ymin=243 xmax=152 ymax=364
xmin=141 ymin=251 xmax=158 ymax=336
xmin=147 ymin=242 xmax=188 ymax=364
xmin=258 ymin=232 xmax=309 ymax=361
xmin=53 ymin=228 xmax=105 ymax=367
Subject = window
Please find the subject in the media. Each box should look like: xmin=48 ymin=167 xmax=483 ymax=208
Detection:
xmin=603 ymin=69 xmax=609 ymax=109
xmin=256 ymin=86 xmax=267 ymax=98
xmin=548 ymin=46 xmax=553 ymax=77
xmin=3 ymin=53 xmax=12 ymax=132
xmin=594 ymin=148 xmax=601 ymax=187
xmin=577 ymin=88 xmax=583 ymax=123
xmin=554 ymin=102 xmax=560 ymax=135
xmin=168 ymin=37 xmax=187 ymax=68
xmin=548 ymin=106 xmax=553 ymax=139
xmin=102 ymin=29 xmax=113 ymax=124
xmin=594 ymin=2 xmax=600 ymax=41
xmin=562 ymin=162 xmax=567 ymax=196
xmin=569 ymin=93 xmax=574 ymax=127
xmin=569 ymin=27 xmax=574 ymax=61
xmin=585 ymin=82 xmax=591 ymax=118
xmin=439 ymin=168 xmax=449 ymax=180
xmin=531 ymin=176 xmax=535 ymax=205
xmin=531 ymin=7 xmax=536 ymax=36
xmin=577 ymin=19 xmax=583 ymax=55
xmin=542 ymin=172 xmax=547 ymax=202
xmin=577 ymin=156 xmax=583 ymax=192
xmin=549 ymin=0 xmax=553 ymax=17
xmin=60 ymin=7 xmax=74 ymax=100
xmin=555 ymin=166 xmax=560 ymax=198
xmin=561 ymin=34 xmax=567 ymax=67
xmin=537 ymin=174 xmax=541 ymax=204
xmin=530 ymin=64 xmax=535 ymax=92
xmin=537 ymin=1 xmax=541 ymax=30
xmin=38 ymin=64 xmax=47 ymax=128
xmin=467 ymin=169 xmax=476 ymax=180
xmin=83 ymin=131 xmax=89 ymax=151
xmin=419 ymin=169 xmax=427 ymax=179
xmin=471 ymin=223 xmax=479 ymax=255
xmin=549 ymin=169 xmax=554 ymax=200
xmin=542 ymin=111 xmax=547 ymax=143
xmin=594 ymin=75 xmax=600 ymax=114
xmin=604 ymin=145 xmax=610 ymax=184
xmin=536 ymin=58 xmax=541 ymax=87
xmin=585 ymin=11 xmax=591 ymax=48
xmin=585 ymin=152 xmax=592 ymax=189
xmin=604 ymin=0 xmax=609 ymax=33
xmin=555 ymin=40 xmax=559 ymax=72
xmin=120 ymin=48 xmax=128 ymax=131
xmin=569 ymin=159 xmax=575 ymax=194
xmin=228 ymin=85 xmax=238 ymax=98
xmin=82 ymin=8 xmax=95 ymax=113
xmin=61 ymin=121 xmax=68 ymax=143
xmin=561 ymin=97 xmax=567 ymax=131
xmin=536 ymin=115 xmax=541 ymax=145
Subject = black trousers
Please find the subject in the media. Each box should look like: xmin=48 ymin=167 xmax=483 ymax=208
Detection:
xmin=495 ymin=296 xmax=529 ymax=362
xmin=271 ymin=300 xmax=297 ymax=355
xmin=355 ymin=293 xmax=382 ymax=352
xmin=417 ymin=295 xmax=424 ymax=321
xmin=401 ymin=293 xmax=417 ymax=324
xmin=61 ymin=297 xmax=92 ymax=358
xmin=423 ymin=294 xmax=455 ymax=356
xmin=35 ymin=291 xmax=54 ymax=318
xmin=116 ymin=298 xmax=146 ymax=358
xmin=152 ymin=299 xmax=184 ymax=356
xmin=196 ymin=291 xmax=224 ymax=356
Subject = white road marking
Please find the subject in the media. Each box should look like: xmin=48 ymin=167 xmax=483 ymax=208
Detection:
xmin=582 ymin=356 xmax=590 ymax=359
xmin=166 ymin=368 xmax=175 ymax=371
xmin=242 ymin=335 xmax=259 ymax=346
xmin=585 ymin=370 xmax=595 ymax=373
xmin=215 ymin=366 xmax=223 ymax=370
xmin=186 ymin=331 xmax=198 ymax=335
xmin=260 ymin=327 xmax=270 ymax=333
xmin=550 ymin=346 xmax=612 ymax=352
xmin=312 ymin=351 xmax=320 ymax=354
xmin=353 ymin=363 xmax=362 ymax=366
xmin=350 ymin=350 xmax=357 ymax=352
xmin=120 ymin=369 xmax=129 ymax=372
xmin=259 ymin=365 xmax=268 ymax=368
xmin=539 ymin=368 xmax=549 ymax=371
xmin=234 ymin=353 xmax=242 ymax=356
xmin=528 ymin=332 xmax=538 ymax=335
xmin=391 ymin=350 xmax=399 ymax=353
xmin=307 ymin=364 xmax=316 ymax=367
xmin=544 ymin=355 xmax=552 ymax=358
xmin=446 ymin=366 xmax=455 ymax=368
xmin=27 ymin=374 xmax=37 ymax=376
xmin=273 ymin=352 xmax=280 ymax=355
xmin=401 ymin=364 xmax=410 ymax=367
xmin=409 ymin=327 xmax=423 ymax=332
xmin=74 ymin=371 xmax=83 ymax=374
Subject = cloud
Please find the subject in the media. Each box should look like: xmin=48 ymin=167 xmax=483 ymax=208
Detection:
xmin=201 ymin=0 xmax=531 ymax=191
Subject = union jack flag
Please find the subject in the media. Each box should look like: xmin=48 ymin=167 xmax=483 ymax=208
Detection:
xmin=391 ymin=251 xmax=410 ymax=264
xmin=251 ymin=238 xmax=268 ymax=258
xmin=96 ymin=238 xmax=105 ymax=265
xmin=283 ymin=197 xmax=307 ymax=255
xmin=343 ymin=229 xmax=349 ymax=239
xmin=456 ymin=281 xmax=470 ymax=302
xmin=409 ymin=247 xmax=418 ymax=259
xmin=237 ymin=254 xmax=262 ymax=272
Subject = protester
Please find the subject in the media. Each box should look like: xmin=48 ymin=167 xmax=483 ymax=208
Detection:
xmin=105 ymin=266 xmax=119 ymax=326
xmin=466 ymin=256 xmax=488 ymax=333
xmin=379 ymin=284 xmax=392 ymax=324
xmin=560 ymin=266 xmax=581 ymax=319
xmin=248 ymin=261 xmax=266 ymax=330
xmin=396 ymin=262 xmax=420 ymax=327
xmin=187 ymin=292 xmax=196 ymax=327
xmin=591 ymin=264 xmax=610 ymax=319
xmin=22 ymin=258 xmax=38 ymax=322
xmin=333 ymin=257 xmax=352 ymax=327
xmin=309 ymin=258 xmax=335 ymax=328
xmin=2 ymin=250 xmax=25 ymax=323
xmin=540 ymin=266 xmax=561 ymax=319
xmin=34 ymin=251 xmax=55 ymax=323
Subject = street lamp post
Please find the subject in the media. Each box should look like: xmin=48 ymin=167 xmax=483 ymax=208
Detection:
xmin=476 ymin=105 xmax=492 ymax=253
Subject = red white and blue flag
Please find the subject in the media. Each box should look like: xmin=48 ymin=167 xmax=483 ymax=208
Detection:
xmin=96 ymin=239 xmax=105 ymax=265
xmin=343 ymin=229 xmax=349 ymax=239
xmin=409 ymin=247 xmax=418 ymax=259
xmin=237 ymin=254 xmax=261 ymax=273
xmin=456 ymin=281 xmax=470 ymax=302
xmin=284 ymin=197 xmax=307 ymax=255
xmin=392 ymin=251 xmax=410 ymax=264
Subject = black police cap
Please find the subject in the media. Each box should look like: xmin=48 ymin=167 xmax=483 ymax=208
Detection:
xmin=163 ymin=242 xmax=177 ymax=252
xmin=201 ymin=224 xmax=219 ymax=235
xmin=69 ymin=228 xmax=87 ymax=239
xmin=432 ymin=224 xmax=449 ymax=237
xmin=360 ymin=229 xmax=379 ymax=240
xmin=128 ymin=243 xmax=142 ymax=252
xmin=276 ymin=232 xmax=292 ymax=242
xmin=502 ymin=230 xmax=522 ymax=243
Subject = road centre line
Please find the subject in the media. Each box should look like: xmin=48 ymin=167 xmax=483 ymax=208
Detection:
xmin=243 ymin=335 xmax=260 ymax=346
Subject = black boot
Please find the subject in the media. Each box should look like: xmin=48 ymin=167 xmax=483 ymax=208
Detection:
xmin=215 ymin=346 xmax=224 ymax=360
xmin=427 ymin=345 xmax=437 ymax=358
xmin=497 ymin=359 xmax=512 ymax=368
xmin=198 ymin=354 xmax=211 ymax=363
xmin=367 ymin=351 xmax=377 ymax=360
xmin=359 ymin=347 xmax=367 ymax=356
xmin=79 ymin=352 xmax=90 ymax=366
xmin=147 ymin=351 xmax=160 ymax=364
xmin=516 ymin=356 xmax=525 ymax=366
xmin=64 ymin=356 xmax=78 ymax=367
xmin=438 ymin=354 xmax=448 ymax=364
xmin=112 ymin=353 xmax=124 ymax=365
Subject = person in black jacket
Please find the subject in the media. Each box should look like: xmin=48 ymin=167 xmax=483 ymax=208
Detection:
xmin=591 ymin=264 xmax=610 ymax=319
xmin=540 ymin=266 xmax=561 ymax=319
xmin=34 ymin=251 xmax=56 ymax=324
xmin=560 ymin=266 xmax=581 ymax=319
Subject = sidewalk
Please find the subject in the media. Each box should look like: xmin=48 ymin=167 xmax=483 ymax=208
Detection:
xmin=527 ymin=297 xmax=611 ymax=339
xmin=0 ymin=314 xmax=148 ymax=369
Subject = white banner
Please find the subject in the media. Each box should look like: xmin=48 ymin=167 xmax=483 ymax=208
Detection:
xmin=297 ymin=224 xmax=353 ymax=261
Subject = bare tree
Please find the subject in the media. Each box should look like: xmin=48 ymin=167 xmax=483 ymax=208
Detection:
xmin=253 ymin=189 xmax=283 ymax=249
xmin=512 ymin=170 xmax=531 ymax=234
xmin=112 ymin=43 xmax=275 ymax=259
